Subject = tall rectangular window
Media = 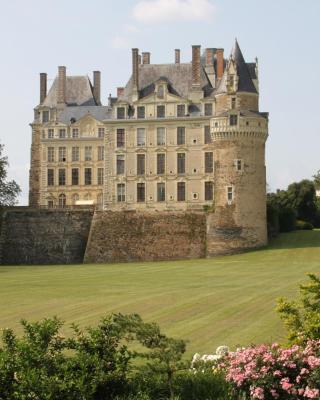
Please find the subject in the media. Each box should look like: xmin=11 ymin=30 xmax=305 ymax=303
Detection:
xmin=177 ymin=182 xmax=185 ymax=201
xmin=47 ymin=147 xmax=55 ymax=162
xmin=58 ymin=169 xmax=66 ymax=186
xmin=58 ymin=147 xmax=66 ymax=162
xmin=137 ymin=154 xmax=145 ymax=176
xmin=116 ymin=129 xmax=125 ymax=148
xmin=227 ymin=186 xmax=233 ymax=202
xmin=47 ymin=169 xmax=54 ymax=186
xmin=117 ymin=183 xmax=125 ymax=202
xmin=205 ymin=152 xmax=213 ymax=173
xmin=137 ymin=183 xmax=145 ymax=202
xmin=48 ymin=129 xmax=54 ymax=139
xmin=42 ymin=111 xmax=49 ymax=123
xmin=157 ymin=105 xmax=165 ymax=118
xmin=177 ymin=153 xmax=185 ymax=174
xmin=231 ymin=97 xmax=236 ymax=109
xmin=157 ymin=183 xmax=165 ymax=202
xmin=157 ymin=127 xmax=166 ymax=146
xmin=230 ymin=115 xmax=238 ymax=126
xmin=59 ymin=129 xmax=66 ymax=139
xmin=98 ymin=127 xmax=105 ymax=138
xmin=97 ymin=168 xmax=104 ymax=185
xmin=85 ymin=168 xmax=92 ymax=185
xmin=72 ymin=147 xmax=79 ymax=162
xmin=177 ymin=127 xmax=185 ymax=145
xmin=204 ymin=103 xmax=213 ymax=116
xmin=117 ymin=107 xmax=125 ymax=119
xmin=116 ymin=155 xmax=125 ymax=175
xmin=85 ymin=146 xmax=92 ymax=161
xmin=137 ymin=128 xmax=146 ymax=146
xmin=98 ymin=146 xmax=104 ymax=161
xmin=137 ymin=106 xmax=145 ymax=119
xmin=157 ymin=153 xmax=165 ymax=175
xmin=204 ymin=125 xmax=211 ymax=144
xmin=72 ymin=128 xmax=79 ymax=138
xmin=205 ymin=181 xmax=213 ymax=201
xmin=72 ymin=168 xmax=79 ymax=185
xmin=235 ymin=159 xmax=242 ymax=171
xmin=177 ymin=104 xmax=185 ymax=117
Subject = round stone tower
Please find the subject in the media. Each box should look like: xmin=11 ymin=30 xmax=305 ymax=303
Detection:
xmin=207 ymin=40 xmax=269 ymax=256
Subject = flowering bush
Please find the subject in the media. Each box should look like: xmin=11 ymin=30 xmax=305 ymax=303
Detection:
xmin=190 ymin=346 xmax=229 ymax=373
xmin=221 ymin=340 xmax=320 ymax=399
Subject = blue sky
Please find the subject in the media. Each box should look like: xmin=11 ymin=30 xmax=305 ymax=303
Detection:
xmin=0 ymin=0 xmax=319 ymax=204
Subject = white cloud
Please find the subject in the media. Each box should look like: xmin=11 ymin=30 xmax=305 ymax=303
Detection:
xmin=132 ymin=0 xmax=215 ymax=23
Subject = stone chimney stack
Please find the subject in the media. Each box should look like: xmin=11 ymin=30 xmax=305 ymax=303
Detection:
xmin=93 ymin=71 xmax=101 ymax=105
xmin=57 ymin=66 xmax=66 ymax=105
xmin=192 ymin=45 xmax=201 ymax=88
xmin=132 ymin=48 xmax=139 ymax=91
xmin=205 ymin=48 xmax=214 ymax=66
xmin=216 ymin=48 xmax=224 ymax=79
xmin=40 ymin=73 xmax=47 ymax=104
xmin=138 ymin=54 xmax=142 ymax=65
xmin=205 ymin=48 xmax=216 ymax=87
xmin=175 ymin=49 xmax=180 ymax=64
xmin=142 ymin=52 xmax=150 ymax=64
xmin=117 ymin=87 xmax=124 ymax=98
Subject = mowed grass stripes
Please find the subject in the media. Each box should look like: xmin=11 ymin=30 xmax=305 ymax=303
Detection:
xmin=1 ymin=230 xmax=320 ymax=356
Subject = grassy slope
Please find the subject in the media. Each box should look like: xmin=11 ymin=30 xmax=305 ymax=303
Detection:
xmin=0 ymin=230 xmax=320 ymax=355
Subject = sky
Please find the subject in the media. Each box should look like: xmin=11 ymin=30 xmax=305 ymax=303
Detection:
xmin=0 ymin=0 xmax=319 ymax=205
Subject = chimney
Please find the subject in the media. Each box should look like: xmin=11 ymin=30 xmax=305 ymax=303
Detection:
xmin=117 ymin=87 xmax=124 ymax=98
xmin=132 ymin=48 xmax=139 ymax=90
xmin=138 ymin=54 xmax=142 ymax=65
xmin=175 ymin=49 xmax=180 ymax=64
xmin=192 ymin=45 xmax=201 ymax=87
xmin=40 ymin=73 xmax=47 ymax=104
xmin=57 ymin=66 xmax=66 ymax=105
xmin=205 ymin=48 xmax=214 ymax=66
xmin=216 ymin=48 xmax=224 ymax=79
xmin=142 ymin=52 xmax=150 ymax=64
xmin=93 ymin=71 xmax=101 ymax=105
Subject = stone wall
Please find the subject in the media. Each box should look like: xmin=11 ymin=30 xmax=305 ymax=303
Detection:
xmin=0 ymin=208 xmax=93 ymax=265
xmin=84 ymin=211 xmax=206 ymax=263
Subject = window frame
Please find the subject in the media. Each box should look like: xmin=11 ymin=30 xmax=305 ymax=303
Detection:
xmin=137 ymin=183 xmax=146 ymax=202
xmin=177 ymin=182 xmax=186 ymax=202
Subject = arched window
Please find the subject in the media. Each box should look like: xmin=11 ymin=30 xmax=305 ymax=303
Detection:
xmin=58 ymin=194 xmax=66 ymax=208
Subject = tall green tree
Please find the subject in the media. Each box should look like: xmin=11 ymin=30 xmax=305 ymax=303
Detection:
xmin=0 ymin=143 xmax=21 ymax=207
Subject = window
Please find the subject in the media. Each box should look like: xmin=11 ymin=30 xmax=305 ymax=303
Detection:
xmin=177 ymin=127 xmax=185 ymax=145
xmin=48 ymin=200 xmax=54 ymax=208
xmin=235 ymin=159 xmax=242 ymax=171
xmin=58 ymin=147 xmax=66 ymax=162
xmin=157 ymin=153 xmax=165 ymax=175
xmin=177 ymin=153 xmax=185 ymax=174
xmin=117 ymin=183 xmax=125 ymax=202
xmin=58 ymin=194 xmax=66 ymax=208
xmin=205 ymin=152 xmax=213 ymax=173
xmin=229 ymin=75 xmax=234 ymax=87
xmin=157 ymin=183 xmax=165 ymax=202
xmin=47 ymin=147 xmax=55 ymax=162
xmin=85 ymin=168 xmax=92 ymax=185
xmin=97 ymin=168 xmax=104 ymax=185
xmin=42 ymin=111 xmax=49 ymax=123
xmin=58 ymin=169 xmax=66 ymax=186
xmin=137 ymin=154 xmax=145 ymax=176
xmin=48 ymin=129 xmax=54 ymax=139
xmin=72 ymin=128 xmax=79 ymax=138
xmin=84 ymin=146 xmax=92 ymax=161
xmin=137 ymin=128 xmax=146 ymax=146
xmin=59 ymin=129 xmax=66 ymax=138
xmin=116 ymin=129 xmax=125 ymax=148
xmin=47 ymin=169 xmax=54 ymax=186
xmin=116 ymin=155 xmax=125 ymax=175
xmin=230 ymin=115 xmax=238 ymax=126
xmin=72 ymin=168 xmax=79 ymax=185
xmin=231 ymin=97 xmax=236 ymax=109
xmin=137 ymin=106 xmax=145 ymax=119
xmin=117 ymin=107 xmax=125 ymax=119
xmin=137 ymin=183 xmax=145 ymax=202
xmin=98 ymin=146 xmax=104 ymax=161
xmin=157 ymin=127 xmax=166 ymax=146
xmin=157 ymin=105 xmax=165 ymax=118
xmin=177 ymin=182 xmax=185 ymax=201
xmin=204 ymin=103 xmax=213 ymax=116
xmin=227 ymin=186 xmax=233 ymax=203
xmin=98 ymin=127 xmax=105 ymax=138
xmin=205 ymin=182 xmax=213 ymax=201
xmin=72 ymin=147 xmax=79 ymax=162
xmin=177 ymin=104 xmax=185 ymax=117
xmin=158 ymin=85 xmax=164 ymax=99
xmin=204 ymin=125 xmax=211 ymax=144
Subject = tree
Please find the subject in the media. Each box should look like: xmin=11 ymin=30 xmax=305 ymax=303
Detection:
xmin=0 ymin=143 xmax=21 ymax=207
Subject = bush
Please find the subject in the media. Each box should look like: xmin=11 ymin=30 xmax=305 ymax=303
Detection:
xmin=267 ymin=202 xmax=280 ymax=238
xmin=279 ymin=207 xmax=296 ymax=232
xmin=295 ymin=220 xmax=314 ymax=230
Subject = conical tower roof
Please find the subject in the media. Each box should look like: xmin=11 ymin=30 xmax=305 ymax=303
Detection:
xmin=231 ymin=39 xmax=257 ymax=93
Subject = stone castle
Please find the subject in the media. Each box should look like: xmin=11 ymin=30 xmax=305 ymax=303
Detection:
xmin=0 ymin=40 xmax=269 ymax=265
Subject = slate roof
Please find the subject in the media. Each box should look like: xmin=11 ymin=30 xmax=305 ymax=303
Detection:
xmin=57 ymin=106 xmax=112 ymax=124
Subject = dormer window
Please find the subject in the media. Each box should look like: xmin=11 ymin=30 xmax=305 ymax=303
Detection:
xmin=157 ymin=105 xmax=165 ymax=118
xmin=177 ymin=104 xmax=185 ymax=117
xmin=59 ymin=129 xmax=66 ymax=138
xmin=117 ymin=107 xmax=125 ymax=119
xmin=42 ymin=110 xmax=49 ymax=123
xmin=157 ymin=85 xmax=165 ymax=99
xmin=231 ymin=97 xmax=236 ymax=109
xmin=229 ymin=115 xmax=238 ymax=126
xmin=137 ymin=106 xmax=145 ymax=119
xmin=204 ymin=103 xmax=213 ymax=116
xmin=229 ymin=75 xmax=235 ymax=87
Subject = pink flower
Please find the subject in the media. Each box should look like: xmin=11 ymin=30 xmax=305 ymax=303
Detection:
xmin=270 ymin=389 xmax=279 ymax=398
xmin=280 ymin=378 xmax=293 ymax=392
xmin=251 ymin=387 xmax=264 ymax=400
xmin=300 ymin=368 xmax=309 ymax=375
xmin=273 ymin=370 xmax=282 ymax=377
xmin=304 ymin=386 xmax=320 ymax=398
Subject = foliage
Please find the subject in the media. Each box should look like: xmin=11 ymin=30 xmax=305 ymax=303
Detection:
xmin=295 ymin=220 xmax=314 ymax=230
xmin=277 ymin=274 xmax=320 ymax=345
xmin=266 ymin=202 xmax=279 ymax=238
xmin=278 ymin=207 xmax=297 ymax=232
xmin=0 ymin=143 xmax=21 ymax=207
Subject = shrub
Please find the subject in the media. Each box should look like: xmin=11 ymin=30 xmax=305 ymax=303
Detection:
xmin=279 ymin=207 xmax=296 ymax=232
xmin=267 ymin=203 xmax=280 ymax=238
xmin=295 ymin=220 xmax=314 ymax=230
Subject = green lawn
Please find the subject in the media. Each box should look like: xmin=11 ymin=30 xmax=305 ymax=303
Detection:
xmin=1 ymin=230 xmax=320 ymax=356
